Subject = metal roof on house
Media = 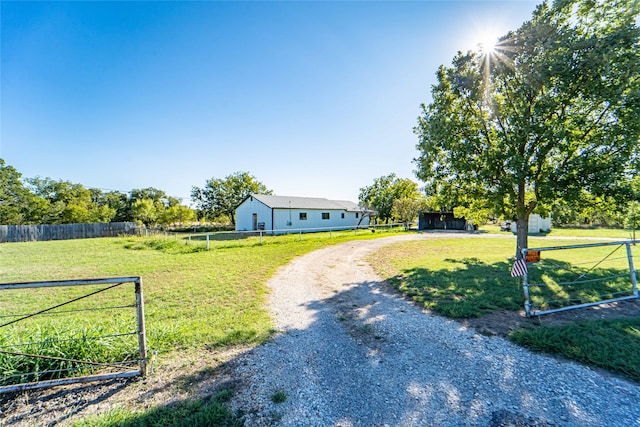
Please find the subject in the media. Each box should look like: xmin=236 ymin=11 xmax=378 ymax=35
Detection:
xmin=248 ymin=194 xmax=369 ymax=212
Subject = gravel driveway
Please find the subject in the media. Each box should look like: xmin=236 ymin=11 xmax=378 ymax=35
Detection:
xmin=229 ymin=234 xmax=640 ymax=426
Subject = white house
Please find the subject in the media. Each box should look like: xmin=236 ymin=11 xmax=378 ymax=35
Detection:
xmin=510 ymin=214 xmax=552 ymax=233
xmin=235 ymin=194 xmax=373 ymax=233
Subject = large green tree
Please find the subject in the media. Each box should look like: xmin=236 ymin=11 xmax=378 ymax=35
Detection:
xmin=159 ymin=204 xmax=196 ymax=227
xmin=414 ymin=0 xmax=640 ymax=256
xmin=131 ymin=198 xmax=158 ymax=226
xmin=26 ymin=177 xmax=116 ymax=224
xmin=128 ymin=187 xmax=181 ymax=225
xmin=103 ymin=191 xmax=132 ymax=222
xmin=359 ymin=174 xmax=420 ymax=223
xmin=191 ymin=172 xmax=272 ymax=225
xmin=0 ymin=159 xmax=45 ymax=224
xmin=392 ymin=197 xmax=426 ymax=228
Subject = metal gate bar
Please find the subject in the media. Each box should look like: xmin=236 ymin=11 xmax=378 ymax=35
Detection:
xmin=522 ymin=241 xmax=638 ymax=317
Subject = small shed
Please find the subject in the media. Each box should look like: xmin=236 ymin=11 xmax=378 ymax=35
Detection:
xmin=510 ymin=214 xmax=552 ymax=233
xmin=418 ymin=212 xmax=467 ymax=231
xmin=235 ymin=194 xmax=374 ymax=233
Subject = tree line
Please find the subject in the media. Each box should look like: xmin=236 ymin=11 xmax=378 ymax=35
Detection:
xmin=0 ymin=159 xmax=196 ymax=226
xmin=0 ymin=161 xmax=276 ymax=227
xmin=3 ymin=154 xmax=637 ymax=230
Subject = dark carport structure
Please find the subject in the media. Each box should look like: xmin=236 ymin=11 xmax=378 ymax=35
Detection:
xmin=418 ymin=212 xmax=467 ymax=230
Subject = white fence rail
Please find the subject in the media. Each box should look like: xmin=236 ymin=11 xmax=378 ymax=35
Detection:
xmin=144 ymin=223 xmax=410 ymax=249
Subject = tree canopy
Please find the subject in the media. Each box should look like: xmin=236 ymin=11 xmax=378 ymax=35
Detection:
xmin=414 ymin=0 xmax=640 ymax=255
xmin=359 ymin=174 xmax=420 ymax=223
xmin=191 ymin=171 xmax=272 ymax=225
xmin=27 ymin=177 xmax=116 ymax=224
xmin=0 ymin=159 xmax=42 ymax=224
xmin=392 ymin=197 xmax=425 ymax=227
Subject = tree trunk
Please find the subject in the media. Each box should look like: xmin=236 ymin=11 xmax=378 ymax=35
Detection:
xmin=515 ymin=182 xmax=536 ymax=259
xmin=515 ymin=213 xmax=529 ymax=259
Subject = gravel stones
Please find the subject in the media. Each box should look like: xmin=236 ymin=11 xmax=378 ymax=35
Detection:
xmin=229 ymin=235 xmax=640 ymax=426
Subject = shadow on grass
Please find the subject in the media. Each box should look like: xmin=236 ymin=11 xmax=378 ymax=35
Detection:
xmin=510 ymin=316 xmax=640 ymax=382
xmin=387 ymin=257 xmax=635 ymax=318
xmin=386 ymin=258 xmax=522 ymax=318
xmin=75 ymin=389 xmax=242 ymax=427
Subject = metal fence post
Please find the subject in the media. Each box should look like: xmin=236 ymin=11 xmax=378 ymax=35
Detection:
xmin=135 ymin=278 xmax=148 ymax=377
xmin=206 ymin=234 xmax=210 ymax=251
xmin=626 ymin=242 xmax=638 ymax=297
xmin=521 ymin=248 xmax=532 ymax=317
xmin=260 ymin=230 xmax=263 ymax=244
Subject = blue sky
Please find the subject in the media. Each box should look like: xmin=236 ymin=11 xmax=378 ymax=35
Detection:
xmin=1 ymin=1 xmax=538 ymax=204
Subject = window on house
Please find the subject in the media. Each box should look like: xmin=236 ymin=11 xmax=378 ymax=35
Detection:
xmin=341 ymin=213 xmax=345 ymax=219
xmin=299 ymin=212 xmax=307 ymax=220
xmin=322 ymin=212 xmax=330 ymax=220
xmin=356 ymin=213 xmax=359 ymax=218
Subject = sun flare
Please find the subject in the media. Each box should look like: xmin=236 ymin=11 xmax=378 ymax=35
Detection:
xmin=472 ymin=29 xmax=517 ymax=100
xmin=478 ymin=35 xmax=498 ymax=54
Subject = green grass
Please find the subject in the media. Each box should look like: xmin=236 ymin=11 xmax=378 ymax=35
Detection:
xmin=0 ymin=321 xmax=138 ymax=385
xmin=0 ymin=228 xmax=404 ymax=382
xmin=369 ymin=236 xmax=640 ymax=381
xmin=270 ymin=389 xmax=287 ymax=404
xmin=370 ymin=237 xmax=636 ymax=317
xmin=1 ymin=228 xmax=405 ymax=424
xmin=3 ymin=225 xmax=638 ymax=408
xmin=71 ymin=389 xmax=242 ymax=427
xmin=547 ymin=226 xmax=635 ymax=239
xmin=510 ymin=319 xmax=640 ymax=381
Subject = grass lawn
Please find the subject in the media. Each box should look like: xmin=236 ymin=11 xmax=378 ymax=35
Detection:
xmin=0 ymin=228 xmax=404 ymax=425
xmin=547 ymin=227 xmax=636 ymax=239
xmin=71 ymin=389 xmax=241 ymax=427
xmin=1 ymin=226 xmax=638 ymax=425
xmin=0 ymin=228 xmax=402 ymax=375
xmin=369 ymin=236 xmax=640 ymax=382
xmin=0 ymin=229 xmax=402 ymax=343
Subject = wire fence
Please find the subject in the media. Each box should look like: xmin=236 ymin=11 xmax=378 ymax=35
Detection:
xmin=142 ymin=223 xmax=412 ymax=249
xmin=0 ymin=277 xmax=147 ymax=393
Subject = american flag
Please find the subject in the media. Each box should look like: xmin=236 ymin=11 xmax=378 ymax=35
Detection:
xmin=511 ymin=257 xmax=528 ymax=277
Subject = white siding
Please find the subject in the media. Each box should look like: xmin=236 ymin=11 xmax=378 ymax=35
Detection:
xmin=235 ymin=197 xmax=273 ymax=231
xmin=235 ymin=194 xmax=372 ymax=233
xmin=273 ymin=209 xmax=367 ymax=231
xmin=510 ymin=214 xmax=552 ymax=233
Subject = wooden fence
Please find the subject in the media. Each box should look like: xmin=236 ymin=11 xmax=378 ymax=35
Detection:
xmin=0 ymin=222 xmax=140 ymax=243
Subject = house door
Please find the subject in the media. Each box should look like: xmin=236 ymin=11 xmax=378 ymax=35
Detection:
xmin=252 ymin=214 xmax=258 ymax=231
